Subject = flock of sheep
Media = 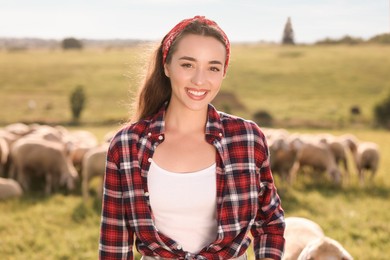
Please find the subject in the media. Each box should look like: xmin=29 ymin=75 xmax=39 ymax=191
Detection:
xmin=264 ymin=127 xmax=380 ymax=186
xmin=0 ymin=122 xmax=381 ymax=259
xmin=0 ymin=122 xmax=110 ymax=200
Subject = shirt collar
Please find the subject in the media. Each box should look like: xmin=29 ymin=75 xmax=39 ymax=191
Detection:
xmin=146 ymin=102 xmax=224 ymax=141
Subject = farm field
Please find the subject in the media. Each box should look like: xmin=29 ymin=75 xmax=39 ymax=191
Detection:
xmin=1 ymin=44 xmax=390 ymax=259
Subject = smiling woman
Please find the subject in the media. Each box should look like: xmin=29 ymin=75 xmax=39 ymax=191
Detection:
xmin=99 ymin=16 xmax=285 ymax=260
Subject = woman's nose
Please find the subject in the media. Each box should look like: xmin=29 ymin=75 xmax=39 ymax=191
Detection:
xmin=191 ymin=68 xmax=206 ymax=86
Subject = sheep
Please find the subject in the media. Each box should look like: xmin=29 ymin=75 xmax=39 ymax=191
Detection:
xmin=318 ymin=134 xmax=350 ymax=179
xmin=298 ymin=236 xmax=354 ymax=260
xmin=0 ymin=137 xmax=9 ymax=177
xmin=289 ymin=141 xmax=342 ymax=185
xmin=283 ymin=217 xmax=325 ymax=260
xmin=269 ymin=135 xmax=302 ymax=183
xmin=81 ymin=143 xmax=109 ymax=201
xmin=9 ymin=137 xmax=79 ymax=195
xmin=340 ymin=134 xmax=380 ymax=185
xmin=0 ymin=177 xmax=23 ymax=200
xmin=283 ymin=217 xmax=353 ymax=260
xmin=355 ymin=142 xmax=380 ymax=185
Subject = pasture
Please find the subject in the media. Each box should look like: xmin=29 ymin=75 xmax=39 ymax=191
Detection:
xmin=1 ymin=44 xmax=390 ymax=259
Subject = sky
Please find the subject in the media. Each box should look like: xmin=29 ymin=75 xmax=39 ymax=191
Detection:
xmin=0 ymin=0 xmax=389 ymax=43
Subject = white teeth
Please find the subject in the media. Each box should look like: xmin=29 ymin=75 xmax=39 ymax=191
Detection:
xmin=188 ymin=89 xmax=206 ymax=96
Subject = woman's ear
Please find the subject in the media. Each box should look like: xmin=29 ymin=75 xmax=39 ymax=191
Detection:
xmin=164 ymin=63 xmax=170 ymax=78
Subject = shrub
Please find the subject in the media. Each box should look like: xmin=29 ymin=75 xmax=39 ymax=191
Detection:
xmin=70 ymin=85 xmax=86 ymax=123
xmin=253 ymin=110 xmax=273 ymax=127
xmin=374 ymin=92 xmax=390 ymax=129
xmin=62 ymin=37 xmax=83 ymax=50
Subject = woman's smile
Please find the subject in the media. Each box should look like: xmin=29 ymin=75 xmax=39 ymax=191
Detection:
xmin=186 ymin=88 xmax=208 ymax=100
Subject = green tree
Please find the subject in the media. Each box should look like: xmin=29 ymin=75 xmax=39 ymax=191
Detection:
xmin=62 ymin=37 xmax=83 ymax=50
xmin=70 ymin=85 xmax=86 ymax=123
xmin=282 ymin=17 xmax=295 ymax=45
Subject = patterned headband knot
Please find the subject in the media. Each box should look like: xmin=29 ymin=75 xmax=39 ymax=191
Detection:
xmin=162 ymin=15 xmax=230 ymax=75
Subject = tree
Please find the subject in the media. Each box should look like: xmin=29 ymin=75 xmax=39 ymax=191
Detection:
xmin=62 ymin=37 xmax=83 ymax=50
xmin=282 ymin=17 xmax=295 ymax=45
xmin=70 ymin=85 xmax=86 ymax=123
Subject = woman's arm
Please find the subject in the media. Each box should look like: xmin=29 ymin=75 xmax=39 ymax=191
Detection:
xmin=99 ymin=143 xmax=134 ymax=260
xmin=251 ymin=127 xmax=285 ymax=260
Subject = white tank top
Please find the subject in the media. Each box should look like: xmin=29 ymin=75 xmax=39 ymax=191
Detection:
xmin=147 ymin=160 xmax=218 ymax=254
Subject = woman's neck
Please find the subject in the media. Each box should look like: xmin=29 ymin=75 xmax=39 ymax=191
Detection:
xmin=165 ymin=104 xmax=208 ymax=134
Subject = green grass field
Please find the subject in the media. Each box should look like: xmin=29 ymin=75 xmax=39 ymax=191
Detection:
xmin=1 ymin=44 xmax=390 ymax=259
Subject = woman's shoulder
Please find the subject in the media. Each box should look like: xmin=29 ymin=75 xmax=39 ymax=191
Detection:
xmin=109 ymin=120 xmax=151 ymax=144
xmin=218 ymin=111 xmax=265 ymax=137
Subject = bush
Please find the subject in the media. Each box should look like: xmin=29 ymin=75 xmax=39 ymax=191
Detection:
xmin=374 ymin=92 xmax=390 ymax=129
xmin=70 ymin=85 xmax=86 ymax=123
xmin=62 ymin=37 xmax=83 ymax=50
xmin=253 ymin=110 xmax=273 ymax=127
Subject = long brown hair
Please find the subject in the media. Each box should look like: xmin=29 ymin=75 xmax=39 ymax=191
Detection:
xmin=131 ymin=18 xmax=230 ymax=122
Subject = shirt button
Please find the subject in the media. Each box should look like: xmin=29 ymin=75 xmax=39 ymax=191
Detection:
xmin=219 ymin=133 xmax=223 ymax=137
xmin=148 ymin=158 xmax=152 ymax=163
xmin=176 ymin=244 xmax=182 ymax=250
xmin=148 ymin=132 xmax=152 ymax=137
xmin=144 ymin=192 xmax=149 ymax=196
xmin=158 ymin=135 xmax=164 ymax=140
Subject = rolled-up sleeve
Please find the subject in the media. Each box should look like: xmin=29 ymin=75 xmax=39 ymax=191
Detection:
xmin=99 ymin=141 xmax=133 ymax=260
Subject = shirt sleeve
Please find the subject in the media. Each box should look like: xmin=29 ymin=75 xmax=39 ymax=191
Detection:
xmin=251 ymin=127 xmax=285 ymax=260
xmin=99 ymin=140 xmax=134 ymax=260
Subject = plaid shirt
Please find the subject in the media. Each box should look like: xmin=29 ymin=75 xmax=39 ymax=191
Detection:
xmin=99 ymin=104 xmax=285 ymax=260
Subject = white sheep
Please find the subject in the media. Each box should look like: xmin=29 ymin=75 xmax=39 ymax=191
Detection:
xmin=289 ymin=141 xmax=342 ymax=185
xmin=298 ymin=236 xmax=354 ymax=260
xmin=318 ymin=134 xmax=350 ymax=179
xmin=81 ymin=143 xmax=109 ymax=201
xmin=340 ymin=134 xmax=380 ymax=185
xmin=283 ymin=217 xmax=353 ymax=260
xmin=0 ymin=177 xmax=23 ymax=200
xmin=0 ymin=137 xmax=9 ymax=177
xmin=9 ymin=137 xmax=79 ymax=195
xmin=283 ymin=217 xmax=325 ymax=260
xmin=269 ymin=135 xmax=303 ymax=183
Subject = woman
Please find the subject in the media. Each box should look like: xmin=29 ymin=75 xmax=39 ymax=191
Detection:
xmin=99 ymin=16 xmax=285 ymax=260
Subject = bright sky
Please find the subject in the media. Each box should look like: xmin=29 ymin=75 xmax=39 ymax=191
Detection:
xmin=0 ymin=0 xmax=389 ymax=43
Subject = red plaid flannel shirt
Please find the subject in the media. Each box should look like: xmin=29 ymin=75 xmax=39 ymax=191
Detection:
xmin=99 ymin=104 xmax=285 ymax=260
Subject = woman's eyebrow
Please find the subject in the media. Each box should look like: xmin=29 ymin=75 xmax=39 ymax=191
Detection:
xmin=179 ymin=56 xmax=223 ymax=65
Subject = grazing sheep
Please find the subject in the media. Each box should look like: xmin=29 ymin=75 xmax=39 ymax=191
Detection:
xmin=65 ymin=130 xmax=99 ymax=169
xmin=81 ymin=143 xmax=108 ymax=201
xmin=283 ymin=217 xmax=353 ymax=260
xmin=355 ymin=142 xmax=380 ymax=185
xmin=318 ymin=134 xmax=350 ymax=179
xmin=289 ymin=141 xmax=342 ymax=185
xmin=269 ymin=135 xmax=302 ymax=183
xmin=9 ymin=137 xmax=79 ymax=195
xmin=341 ymin=135 xmax=380 ymax=185
xmin=0 ymin=177 xmax=23 ymax=200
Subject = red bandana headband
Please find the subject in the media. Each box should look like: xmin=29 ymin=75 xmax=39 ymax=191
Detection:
xmin=162 ymin=15 xmax=230 ymax=75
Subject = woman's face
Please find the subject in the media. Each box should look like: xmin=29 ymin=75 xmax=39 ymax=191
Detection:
xmin=164 ymin=34 xmax=226 ymax=113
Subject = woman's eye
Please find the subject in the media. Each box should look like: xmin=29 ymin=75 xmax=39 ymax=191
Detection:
xmin=210 ymin=67 xmax=221 ymax=72
xmin=181 ymin=63 xmax=192 ymax=68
